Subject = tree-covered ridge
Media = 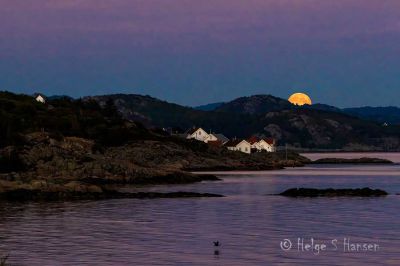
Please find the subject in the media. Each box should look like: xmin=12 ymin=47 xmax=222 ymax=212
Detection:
xmin=0 ymin=91 xmax=150 ymax=148
xmin=2 ymin=91 xmax=400 ymax=150
xmin=90 ymin=94 xmax=400 ymax=150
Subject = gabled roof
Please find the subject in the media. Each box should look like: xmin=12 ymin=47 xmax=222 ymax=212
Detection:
xmin=185 ymin=127 xmax=202 ymax=135
xmin=211 ymin=133 xmax=229 ymax=143
xmin=247 ymin=136 xmax=260 ymax=144
xmin=262 ymin=138 xmax=275 ymax=145
xmin=225 ymin=139 xmax=249 ymax=147
xmin=224 ymin=139 xmax=242 ymax=147
xmin=33 ymin=93 xmax=46 ymax=99
xmin=247 ymin=135 xmax=275 ymax=145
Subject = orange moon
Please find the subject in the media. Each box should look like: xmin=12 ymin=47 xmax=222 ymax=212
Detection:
xmin=288 ymin=93 xmax=312 ymax=106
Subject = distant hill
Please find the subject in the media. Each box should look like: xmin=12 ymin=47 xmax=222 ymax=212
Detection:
xmin=201 ymin=95 xmax=400 ymax=125
xmin=194 ymin=102 xmax=224 ymax=111
xmin=88 ymin=94 xmax=400 ymax=150
xmin=86 ymin=94 xmax=264 ymax=138
xmin=47 ymin=95 xmax=74 ymax=101
xmin=304 ymin=103 xmax=342 ymax=113
xmin=206 ymin=95 xmax=340 ymax=114
xmin=343 ymin=106 xmax=400 ymax=125
xmin=214 ymin=95 xmax=292 ymax=114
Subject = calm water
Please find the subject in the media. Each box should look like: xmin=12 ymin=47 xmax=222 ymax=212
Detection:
xmin=1 ymin=155 xmax=400 ymax=265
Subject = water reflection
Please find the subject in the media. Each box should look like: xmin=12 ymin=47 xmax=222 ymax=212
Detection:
xmin=0 ymin=164 xmax=400 ymax=265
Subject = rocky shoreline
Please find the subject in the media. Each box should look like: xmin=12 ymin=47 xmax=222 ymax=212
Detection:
xmin=0 ymin=132 xmax=309 ymax=201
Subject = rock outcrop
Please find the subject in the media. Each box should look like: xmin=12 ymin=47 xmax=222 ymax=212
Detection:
xmin=311 ymin=157 xmax=393 ymax=164
xmin=279 ymin=188 xmax=388 ymax=197
xmin=0 ymin=132 xmax=309 ymax=200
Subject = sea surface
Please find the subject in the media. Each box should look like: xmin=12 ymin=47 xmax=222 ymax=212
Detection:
xmin=1 ymin=153 xmax=400 ymax=265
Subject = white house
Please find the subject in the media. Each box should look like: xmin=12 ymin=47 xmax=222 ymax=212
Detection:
xmin=186 ymin=127 xmax=210 ymax=142
xmin=34 ymin=93 xmax=46 ymax=104
xmin=225 ymin=139 xmax=251 ymax=154
xmin=258 ymin=138 xmax=276 ymax=152
xmin=247 ymin=136 xmax=276 ymax=152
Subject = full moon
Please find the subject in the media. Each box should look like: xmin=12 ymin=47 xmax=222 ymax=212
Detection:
xmin=288 ymin=93 xmax=312 ymax=106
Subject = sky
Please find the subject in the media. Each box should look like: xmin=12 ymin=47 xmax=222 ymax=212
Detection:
xmin=1 ymin=0 xmax=400 ymax=107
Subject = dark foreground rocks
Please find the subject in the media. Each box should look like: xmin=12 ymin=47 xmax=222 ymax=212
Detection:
xmin=311 ymin=157 xmax=393 ymax=164
xmin=280 ymin=187 xmax=388 ymax=197
xmin=0 ymin=133 xmax=308 ymax=185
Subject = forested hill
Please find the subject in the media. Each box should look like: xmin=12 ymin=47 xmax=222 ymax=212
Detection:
xmin=197 ymin=95 xmax=400 ymax=125
xmin=1 ymin=91 xmax=399 ymax=150
xmin=89 ymin=94 xmax=400 ymax=150
xmin=0 ymin=91 xmax=151 ymax=148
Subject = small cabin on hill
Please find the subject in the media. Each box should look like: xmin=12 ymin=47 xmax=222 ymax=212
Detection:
xmin=34 ymin=93 xmax=46 ymax=104
xmin=225 ymin=139 xmax=251 ymax=154
xmin=184 ymin=127 xmax=230 ymax=146
xmin=185 ymin=127 xmax=210 ymax=142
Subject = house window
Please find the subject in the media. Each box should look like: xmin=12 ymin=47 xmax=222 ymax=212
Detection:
xmin=245 ymin=147 xmax=248 ymax=152
xmin=198 ymin=131 xmax=201 ymax=135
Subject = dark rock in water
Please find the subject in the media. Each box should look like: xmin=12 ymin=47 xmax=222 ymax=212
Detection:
xmin=131 ymin=173 xmax=221 ymax=185
xmin=311 ymin=157 xmax=393 ymax=164
xmin=279 ymin=188 xmax=388 ymax=197
xmin=0 ymin=189 xmax=224 ymax=201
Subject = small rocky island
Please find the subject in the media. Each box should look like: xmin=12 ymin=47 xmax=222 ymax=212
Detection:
xmin=280 ymin=187 xmax=388 ymax=197
xmin=311 ymin=157 xmax=393 ymax=164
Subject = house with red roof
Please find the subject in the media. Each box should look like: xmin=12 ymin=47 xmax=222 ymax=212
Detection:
xmin=183 ymin=126 xmax=275 ymax=154
xmin=247 ymin=136 xmax=276 ymax=152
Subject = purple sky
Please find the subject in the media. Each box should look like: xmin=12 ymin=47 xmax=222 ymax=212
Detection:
xmin=1 ymin=0 xmax=400 ymax=107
